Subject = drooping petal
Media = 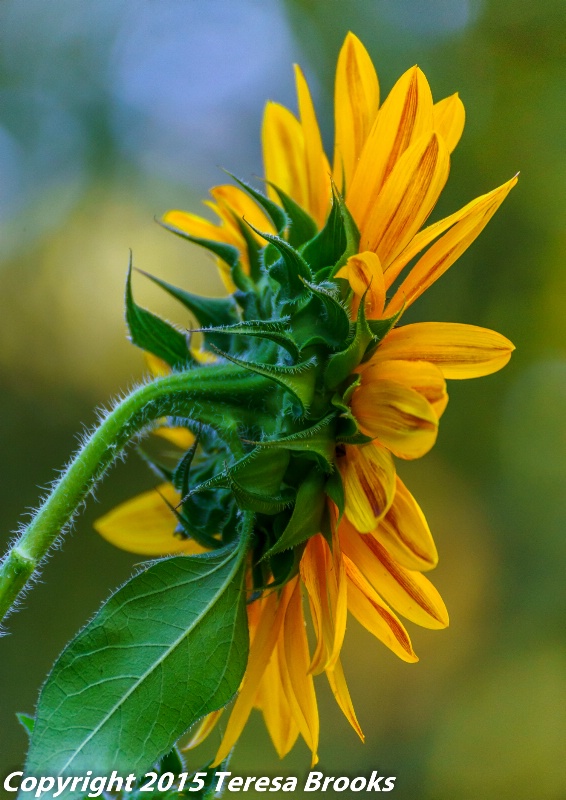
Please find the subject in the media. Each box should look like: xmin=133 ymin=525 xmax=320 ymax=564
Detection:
xmin=214 ymin=589 xmax=288 ymax=765
xmin=339 ymin=443 xmax=396 ymax=532
xmin=351 ymin=379 xmax=438 ymax=460
xmin=373 ymin=322 xmax=515 ymax=379
xmin=93 ymin=485 xmax=205 ymax=556
xmin=337 ymin=251 xmax=385 ymax=319
xmin=361 ymin=133 xmax=450 ymax=266
xmin=277 ymin=578 xmax=319 ymax=765
xmin=262 ymin=101 xmax=308 ymax=208
xmin=300 ymin=532 xmax=347 ymax=674
xmin=347 ymin=66 xmax=434 ymax=230
xmin=341 ymin=523 xmax=449 ymax=630
xmin=333 ymin=32 xmax=380 ymax=192
xmin=386 ymin=178 xmax=518 ymax=313
xmin=375 ymin=476 xmax=438 ymax=572
xmin=182 ymin=709 xmax=223 ymax=751
xmin=294 ymin=65 xmax=332 ymax=226
xmin=357 ymin=359 xmax=448 ymax=419
xmin=433 ymin=93 xmax=465 ymax=153
xmin=325 ymin=658 xmax=364 ymax=741
xmin=256 ymin=651 xmax=300 ymax=759
xmin=383 ymin=176 xmax=518 ymax=290
xmin=344 ymin=554 xmax=418 ymax=663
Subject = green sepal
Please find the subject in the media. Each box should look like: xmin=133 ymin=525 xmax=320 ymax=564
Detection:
xmin=160 ymin=220 xmax=240 ymax=270
xmin=268 ymin=182 xmax=318 ymax=246
xmin=363 ymin=308 xmax=403 ymax=361
xmin=136 ymin=445 xmax=175 ymax=483
xmin=16 ymin=712 xmax=34 ymax=738
xmin=262 ymin=468 xmax=326 ymax=557
xmin=192 ymin=448 xmax=290 ymax=495
xmin=198 ymin=319 xmax=300 ymax=361
xmin=23 ymin=528 xmax=252 ymax=790
xmin=136 ymin=269 xmax=239 ymax=329
xmin=324 ymin=291 xmax=374 ymax=389
xmin=227 ymin=173 xmax=288 ymax=235
xmin=248 ymin=224 xmax=313 ymax=299
xmin=228 ymin=476 xmax=294 ymax=515
xmin=301 ymin=184 xmax=360 ymax=276
xmin=172 ymin=432 xmax=200 ymax=497
xmin=229 ymin=212 xmax=263 ymax=283
xmin=126 ymin=259 xmax=193 ymax=369
xmin=266 ymin=542 xmax=306 ymax=590
xmin=251 ymin=414 xmax=337 ymax=471
xmin=331 ymin=391 xmax=373 ymax=443
xmin=324 ymin=468 xmax=345 ymax=520
xmin=159 ymin=489 xmax=225 ymax=551
xmin=210 ymin=347 xmax=318 ymax=411
xmin=299 ymin=278 xmax=351 ymax=346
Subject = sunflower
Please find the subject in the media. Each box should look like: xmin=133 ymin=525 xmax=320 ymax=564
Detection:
xmin=95 ymin=32 xmax=516 ymax=765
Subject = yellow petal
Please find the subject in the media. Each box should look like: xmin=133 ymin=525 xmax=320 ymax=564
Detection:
xmin=358 ymin=359 xmax=448 ymax=419
xmin=153 ymin=426 xmax=195 ymax=450
xmin=144 ymin=352 xmax=170 ymax=377
xmin=339 ymin=443 xmax=396 ymax=532
xmin=351 ymin=379 xmax=438 ymax=460
xmin=333 ymin=32 xmax=380 ymax=192
xmin=257 ymin=650 xmax=300 ymax=759
xmin=344 ymin=554 xmax=418 ymax=663
xmin=294 ymin=64 xmax=331 ymax=226
xmin=361 ymin=132 xmax=450 ymax=266
xmin=326 ymin=658 xmax=364 ymax=742
xmin=214 ymin=589 xmax=288 ymax=766
xmin=182 ymin=709 xmax=223 ymax=751
xmin=386 ymin=178 xmax=518 ymax=313
xmin=373 ymin=322 xmax=515 ymax=379
xmin=433 ymin=93 xmax=465 ymax=153
xmin=262 ymin=101 xmax=308 ymax=208
xmin=300 ymin=532 xmax=347 ymax=674
xmin=341 ymin=251 xmax=385 ymax=320
xmin=348 ymin=65 xmax=434 ymax=230
xmin=278 ymin=578 xmax=319 ymax=765
xmin=341 ymin=522 xmax=449 ymax=630
xmin=383 ymin=176 xmax=518 ymax=290
xmin=93 ymin=485 xmax=205 ymax=556
xmin=162 ymin=208 xmax=234 ymax=246
xmin=210 ymin=184 xmax=276 ymax=241
xmin=374 ymin=476 xmax=438 ymax=572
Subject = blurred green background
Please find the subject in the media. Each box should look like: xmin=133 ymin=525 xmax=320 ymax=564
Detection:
xmin=1 ymin=1 xmax=565 ymax=798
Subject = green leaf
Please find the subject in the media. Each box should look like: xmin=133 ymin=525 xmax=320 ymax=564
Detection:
xmin=25 ymin=537 xmax=251 ymax=789
xmin=159 ymin=221 xmax=240 ymax=270
xmin=136 ymin=270 xmax=239 ymax=329
xmin=126 ymin=259 xmax=192 ymax=369
xmin=227 ymin=173 xmax=288 ymax=235
xmin=263 ymin=469 xmax=326 ymax=557
xmin=16 ymin=712 xmax=34 ymax=737
xmin=268 ymin=183 xmax=318 ymax=247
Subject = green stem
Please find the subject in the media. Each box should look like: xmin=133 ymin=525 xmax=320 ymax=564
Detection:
xmin=0 ymin=365 xmax=266 ymax=623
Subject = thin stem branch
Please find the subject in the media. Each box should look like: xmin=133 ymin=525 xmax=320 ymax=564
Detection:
xmin=0 ymin=365 xmax=266 ymax=623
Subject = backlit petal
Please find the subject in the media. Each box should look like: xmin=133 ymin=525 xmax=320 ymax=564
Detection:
xmin=361 ymin=133 xmax=450 ymax=266
xmin=339 ymin=443 xmax=396 ymax=532
xmin=433 ymin=93 xmax=465 ymax=153
xmin=341 ymin=523 xmax=449 ymax=629
xmin=344 ymin=554 xmax=418 ymax=662
xmin=333 ymin=32 xmax=379 ymax=192
xmin=375 ymin=476 xmax=438 ymax=572
xmin=93 ymin=485 xmax=204 ymax=556
xmin=257 ymin=652 xmax=300 ymax=759
xmin=294 ymin=65 xmax=331 ymax=226
xmin=262 ymin=101 xmax=308 ymax=208
xmin=326 ymin=658 xmax=364 ymax=741
xmin=351 ymin=379 xmax=438 ymax=459
xmin=348 ymin=66 xmax=434 ymax=230
xmin=374 ymin=322 xmax=515 ymax=379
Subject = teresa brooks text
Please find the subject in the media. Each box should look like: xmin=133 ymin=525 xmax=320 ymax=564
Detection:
xmin=4 ymin=770 xmax=397 ymax=795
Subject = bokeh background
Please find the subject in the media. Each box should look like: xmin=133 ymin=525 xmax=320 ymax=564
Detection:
xmin=1 ymin=1 xmax=565 ymax=798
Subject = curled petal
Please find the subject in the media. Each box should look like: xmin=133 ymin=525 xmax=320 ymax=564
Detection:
xmin=358 ymin=359 xmax=448 ymax=419
xmin=338 ymin=251 xmax=385 ymax=319
xmin=361 ymin=132 xmax=450 ymax=267
xmin=375 ymin=477 xmax=438 ymax=572
xmin=351 ymin=379 xmax=438 ymax=460
xmin=344 ymin=554 xmax=418 ymax=663
xmin=374 ymin=322 xmax=515 ymax=379
xmin=433 ymin=93 xmax=465 ymax=153
xmin=348 ymin=65 xmax=434 ymax=230
xmin=339 ymin=443 xmax=396 ymax=532
xmin=94 ymin=485 xmax=204 ymax=557
xmin=341 ymin=523 xmax=449 ymax=630
xmin=333 ymin=32 xmax=380 ymax=192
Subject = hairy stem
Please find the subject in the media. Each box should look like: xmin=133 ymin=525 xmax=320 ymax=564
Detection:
xmin=0 ymin=365 xmax=266 ymax=623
